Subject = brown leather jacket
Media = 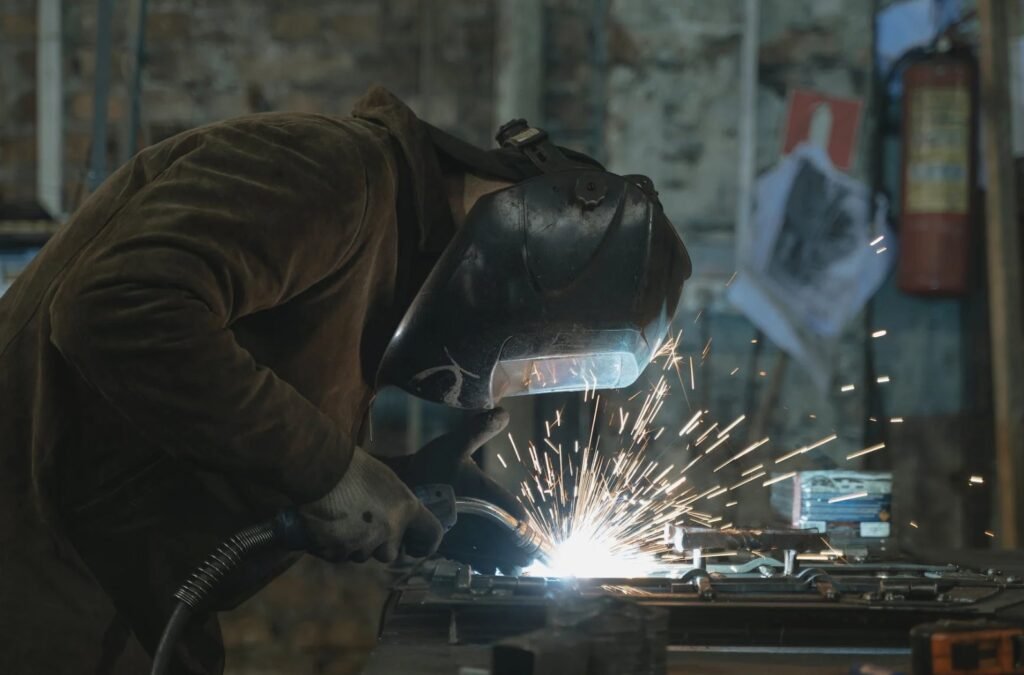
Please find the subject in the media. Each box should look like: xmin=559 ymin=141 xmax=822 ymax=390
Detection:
xmin=0 ymin=87 xmax=454 ymax=674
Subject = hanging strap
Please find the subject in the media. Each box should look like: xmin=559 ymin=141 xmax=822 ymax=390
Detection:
xmin=495 ymin=118 xmax=589 ymax=174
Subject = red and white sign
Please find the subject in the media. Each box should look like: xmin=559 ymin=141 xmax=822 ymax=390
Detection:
xmin=782 ymin=89 xmax=864 ymax=171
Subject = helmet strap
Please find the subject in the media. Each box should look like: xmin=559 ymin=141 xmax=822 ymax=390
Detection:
xmin=495 ymin=119 xmax=587 ymax=174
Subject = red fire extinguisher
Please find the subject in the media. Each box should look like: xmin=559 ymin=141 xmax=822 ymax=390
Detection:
xmin=897 ymin=45 xmax=977 ymax=296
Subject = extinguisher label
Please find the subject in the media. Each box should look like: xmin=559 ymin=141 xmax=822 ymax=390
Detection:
xmin=905 ymin=86 xmax=971 ymax=214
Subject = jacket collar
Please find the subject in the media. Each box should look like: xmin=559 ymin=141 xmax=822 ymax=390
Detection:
xmin=351 ymin=86 xmax=455 ymax=255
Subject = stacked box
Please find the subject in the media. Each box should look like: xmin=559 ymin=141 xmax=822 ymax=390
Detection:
xmin=770 ymin=470 xmax=893 ymax=551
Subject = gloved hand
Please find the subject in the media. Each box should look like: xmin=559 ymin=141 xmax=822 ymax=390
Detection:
xmin=298 ymin=447 xmax=444 ymax=563
xmin=391 ymin=409 xmax=534 ymax=574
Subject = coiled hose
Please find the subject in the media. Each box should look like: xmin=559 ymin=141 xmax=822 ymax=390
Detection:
xmin=150 ymin=491 xmax=549 ymax=674
xmin=150 ymin=519 xmax=284 ymax=675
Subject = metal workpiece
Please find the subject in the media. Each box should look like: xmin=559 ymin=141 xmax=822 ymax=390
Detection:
xmin=384 ymin=558 xmax=1024 ymax=647
xmin=671 ymin=526 xmax=826 ymax=554
xmin=455 ymin=497 xmax=557 ymax=564
xmin=668 ymin=525 xmax=827 ymax=577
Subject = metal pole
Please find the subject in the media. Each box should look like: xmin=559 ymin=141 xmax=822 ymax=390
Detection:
xmin=86 ymin=0 xmax=116 ymax=192
xmin=127 ymin=0 xmax=149 ymax=161
xmin=735 ymin=0 xmax=759 ymax=265
xmin=37 ymin=0 xmax=63 ymax=218
xmin=978 ymin=0 xmax=1024 ymax=548
xmin=589 ymin=0 xmax=609 ymax=164
xmin=494 ymin=0 xmax=544 ymax=128
xmin=493 ymin=0 xmax=545 ymax=452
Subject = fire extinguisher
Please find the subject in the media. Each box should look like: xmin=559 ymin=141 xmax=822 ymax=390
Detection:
xmin=897 ymin=41 xmax=977 ymax=296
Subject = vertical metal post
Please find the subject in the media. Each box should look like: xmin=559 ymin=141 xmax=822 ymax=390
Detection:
xmin=978 ymin=0 xmax=1024 ymax=548
xmin=494 ymin=0 xmax=544 ymax=130
xmin=494 ymin=0 xmax=545 ymax=450
xmin=127 ymin=0 xmax=149 ymax=161
xmin=734 ymin=0 xmax=760 ymax=265
xmin=37 ymin=0 xmax=63 ymax=217
xmin=86 ymin=0 xmax=116 ymax=192
xmin=589 ymin=0 xmax=609 ymax=164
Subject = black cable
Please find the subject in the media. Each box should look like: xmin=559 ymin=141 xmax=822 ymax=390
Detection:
xmin=150 ymin=604 xmax=192 ymax=675
xmin=150 ymin=520 xmax=282 ymax=675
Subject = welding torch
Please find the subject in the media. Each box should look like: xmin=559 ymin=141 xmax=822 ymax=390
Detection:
xmin=452 ymin=495 xmax=556 ymax=566
xmin=150 ymin=485 xmax=551 ymax=675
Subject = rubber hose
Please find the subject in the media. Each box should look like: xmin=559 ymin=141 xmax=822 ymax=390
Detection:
xmin=150 ymin=522 xmax=277 ymax=675
xmin=150 ymin=603 xmax=192 ymax=675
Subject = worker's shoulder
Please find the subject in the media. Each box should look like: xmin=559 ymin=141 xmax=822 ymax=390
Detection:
xmin=171 ymin=112 xmax=394 ymax=179
xmin=207 ymin=112 xmax=388 ymax=155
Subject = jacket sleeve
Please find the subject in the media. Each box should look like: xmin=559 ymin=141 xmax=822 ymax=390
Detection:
xmin=50 ymin=116 xmax=383 ymax=504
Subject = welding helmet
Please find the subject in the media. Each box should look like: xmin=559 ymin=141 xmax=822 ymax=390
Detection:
xmin=377 ymin=119 xmax=692 ymax=410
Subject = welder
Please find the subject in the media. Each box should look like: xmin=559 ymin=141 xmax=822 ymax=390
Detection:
xmin=0 ymin=85 xmax=689 ymax=674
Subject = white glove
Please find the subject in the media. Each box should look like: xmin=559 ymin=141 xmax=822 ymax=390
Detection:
xmin=298 ymin=447 xmax=443 ymax=563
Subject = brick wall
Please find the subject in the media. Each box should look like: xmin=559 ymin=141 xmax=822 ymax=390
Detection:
xmin=2 ymin=0 xmax=499 ymax=213
xmin=0 ymin=0 xmax=40 ymax=204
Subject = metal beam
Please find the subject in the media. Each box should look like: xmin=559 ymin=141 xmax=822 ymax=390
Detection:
xmin=734 ymin=0 xmax=759 ymax=266
xmin=493 ymin=0 xmax=544 ymax=455
xmin=36 ymin=0 xmax=62 ymax=218
xmin=493 ymin=0 xmax=544 ymax=129
xmin=978 ymin=0 xmax=1024 ymax=548
xmin=86 ymin=0 xmax=116 ymax=192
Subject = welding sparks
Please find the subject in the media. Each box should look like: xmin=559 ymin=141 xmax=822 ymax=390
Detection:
xmin=763 ymin=472 xmax=797 ymax=487
xmin=518 ymin=354 xmax=705 ymax=578
xmin=714 ymin=437 xmax=769 ymax=472
xmin=828 ymin=491 xmax=868 ymax=504
xmin=730 ymin=471 xmax=767 ymax=489
xmin=703 ymin=435 xmax=730 ymax=456
xmin=909 ymin=521 xmax=919 ymax=528
xmin=774 ymin=433 xmax=838 ymax=464
xmin=847 ymin=443 xmax=885 ymax=460
xmin=679 ymin=410 xmax=704 ymax=436
xmin=718 ymin=414 xmax=746 ymax=438
xmin=517 ymin=340 xmax=846 ymax=579
xmin=985 ymin=531 xmax=996 ymax=538
xmin=508 ymin=434 xmax=522 ymax=462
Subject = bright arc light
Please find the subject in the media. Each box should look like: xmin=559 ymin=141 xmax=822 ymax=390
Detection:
xmin=525 ymin=532 xmax=659 ymax=578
